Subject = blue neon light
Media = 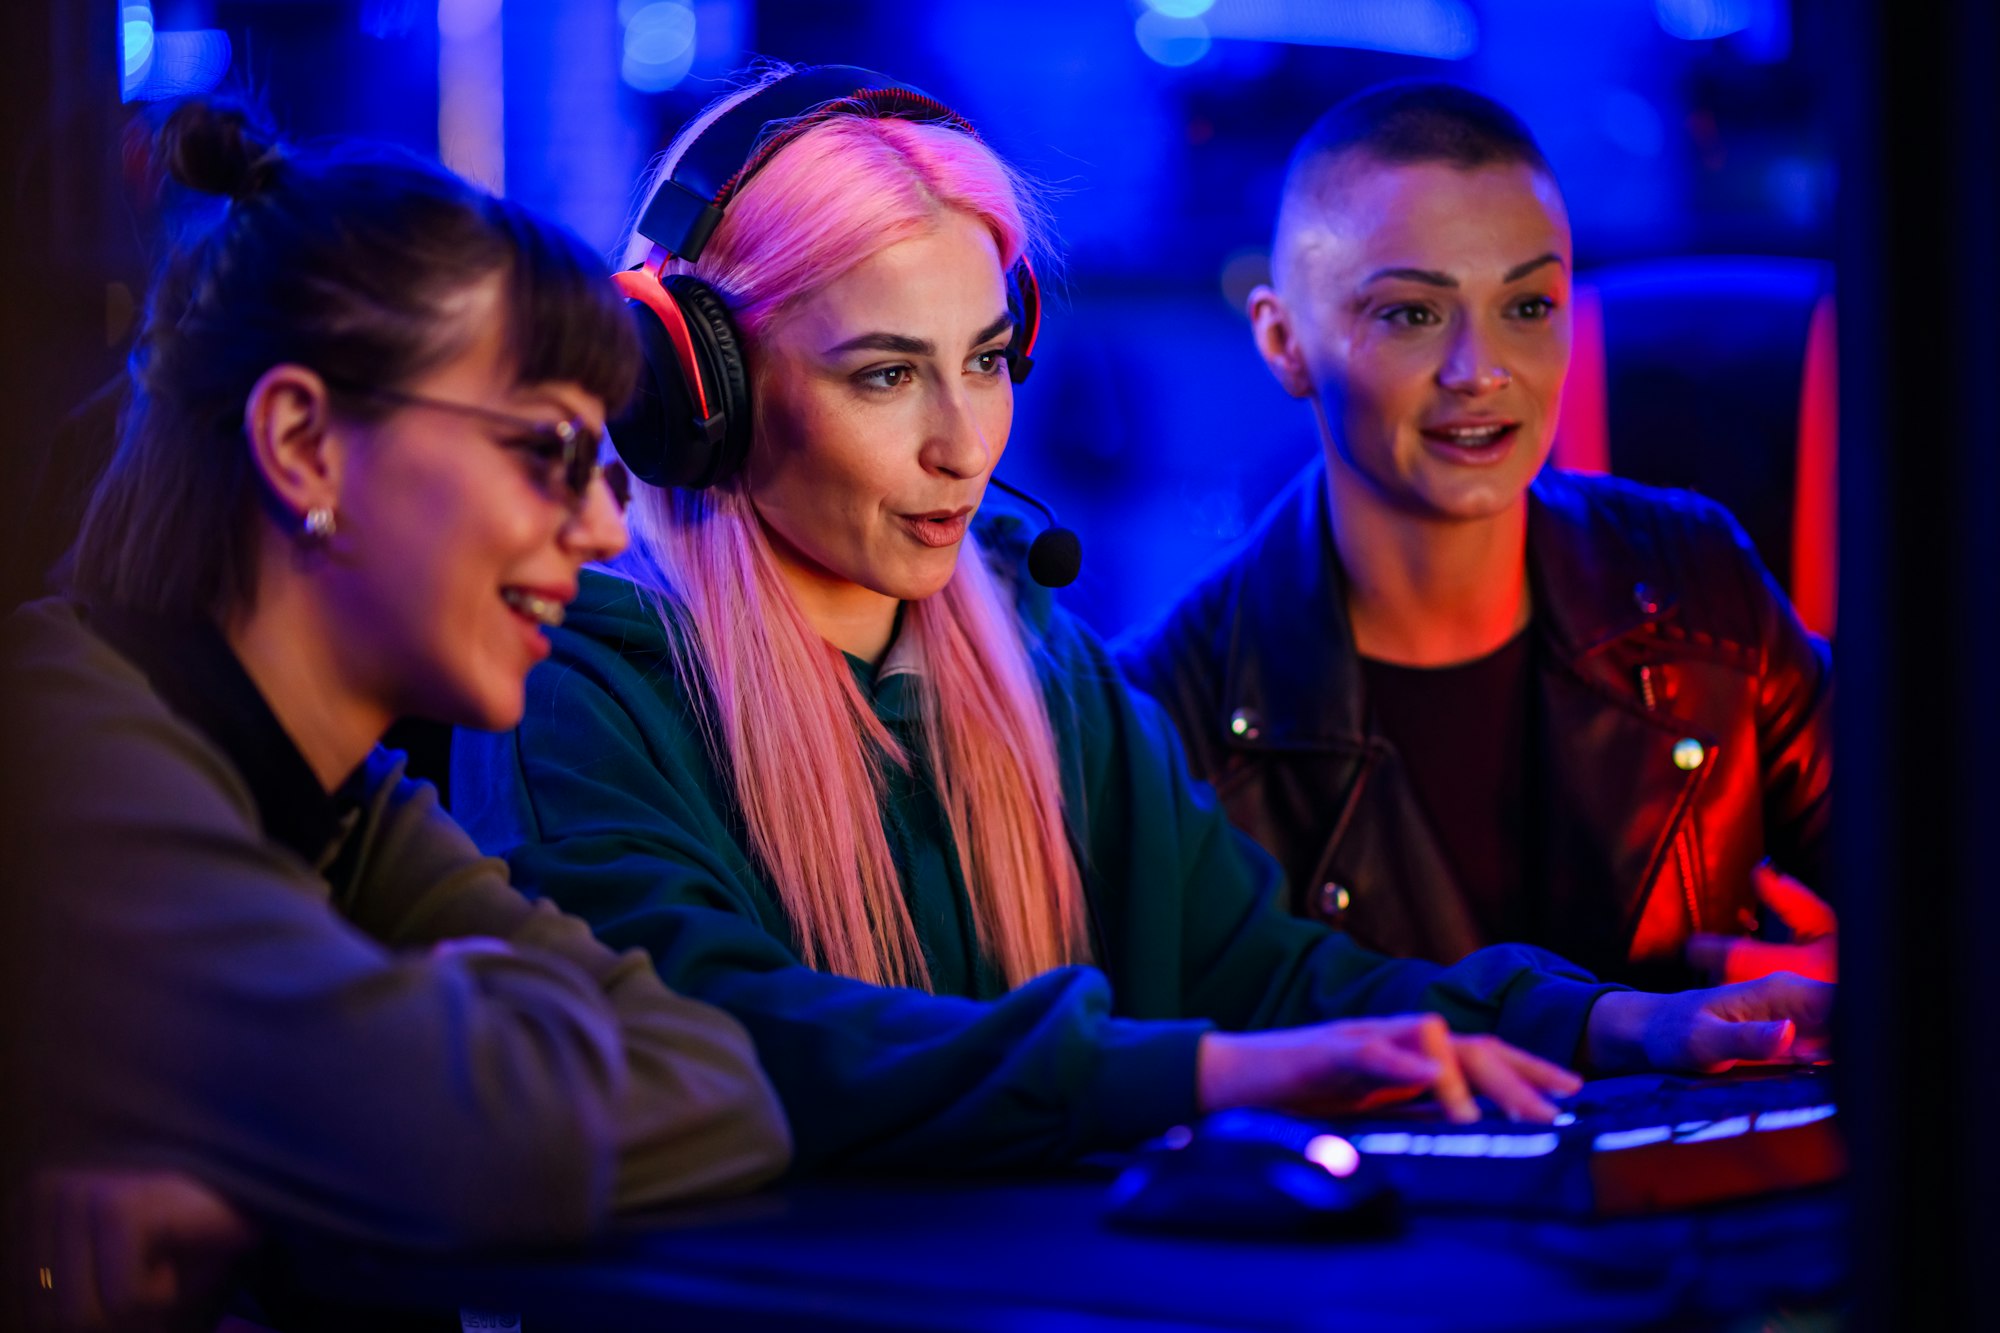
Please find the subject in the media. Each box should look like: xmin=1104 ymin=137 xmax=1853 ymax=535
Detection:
xmin=1199 ymin=0 xmax=1478 ymax=62
xmin=140 ymin=30 xmax=233 ymax=100
xmin=121 ymin=0 xmax=231 ymax=105
xmin=120 ymin=2 xmax=154 ymax=102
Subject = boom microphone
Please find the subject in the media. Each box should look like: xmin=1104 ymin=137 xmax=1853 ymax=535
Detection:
xmin=987 ymin=477 xmax=1083 ymax=589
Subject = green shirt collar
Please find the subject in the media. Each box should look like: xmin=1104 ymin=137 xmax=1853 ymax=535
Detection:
xmin=843 ymin=607 xmax=925 ymax=724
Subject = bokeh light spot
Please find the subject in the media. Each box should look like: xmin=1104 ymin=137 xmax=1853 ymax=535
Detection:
xmin=1305 ymin=1134 xmax=1361 ymax=1178
xmin=623 ymin=1 xmax=697 ymax=92
xmin=1655 ymin=0 xmax=1754 ymax=40
xmin=1135 ymin=10 xmax=1212 ymax=67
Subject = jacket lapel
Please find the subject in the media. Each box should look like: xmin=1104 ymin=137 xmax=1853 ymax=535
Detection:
xmin=1214 ymin=464 xmax=1483 ymax=957
xmin=1528 ymin=472 xmax=1715 ymax=967
xmin=1217 ymin=461 xmax=1369 ymax=752
xmin=1214 ymin=465 xmax=1719 ymax=969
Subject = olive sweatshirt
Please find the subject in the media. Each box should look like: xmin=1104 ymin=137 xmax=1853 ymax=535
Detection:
xmin=0 ymin=598 xmax=790 ymax=1249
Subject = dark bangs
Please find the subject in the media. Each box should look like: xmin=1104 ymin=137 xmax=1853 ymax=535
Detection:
xmin=488 ymin=196 xmax=641 ymax=415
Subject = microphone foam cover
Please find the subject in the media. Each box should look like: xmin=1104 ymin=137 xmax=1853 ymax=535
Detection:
xmin=1027 ymin=526 xmax=1083 ymax=589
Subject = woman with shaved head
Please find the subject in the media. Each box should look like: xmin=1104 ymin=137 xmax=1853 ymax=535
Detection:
xmin=1119 ymin=81 xmax=1834 ymax=992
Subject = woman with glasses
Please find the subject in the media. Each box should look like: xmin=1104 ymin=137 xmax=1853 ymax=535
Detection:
xmin=452 ymin=65 xmax=1830 ymax=1178
xmin=0 ymin=97 xmax=787 ymax=1329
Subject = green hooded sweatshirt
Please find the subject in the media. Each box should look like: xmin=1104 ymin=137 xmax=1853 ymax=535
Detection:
xmin=452 ymin=536 xmax=1618 ymax=1174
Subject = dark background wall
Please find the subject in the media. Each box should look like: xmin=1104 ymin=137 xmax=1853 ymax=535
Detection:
xmin=1829 ymin=0 xmax=2000 ymax=1326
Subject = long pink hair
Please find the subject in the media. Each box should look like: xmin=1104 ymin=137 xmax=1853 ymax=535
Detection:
xmin=614 ymin=76 xmax=1089 ymax=991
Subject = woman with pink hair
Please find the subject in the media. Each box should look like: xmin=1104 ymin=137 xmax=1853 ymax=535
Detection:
xmin=452 ymin=65 xmax=1831 ymax=1172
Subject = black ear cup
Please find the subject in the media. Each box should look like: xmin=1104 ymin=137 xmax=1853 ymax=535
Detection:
xmin=611 ymin=298 xmax=693 ymax=488
xmin=1005 ymin=261 xmax=1039 ymax=385
xmin=608 ymin=273 xmax=754 ymax=490
xmin=667 ymin=275 xmax=753 ymax=482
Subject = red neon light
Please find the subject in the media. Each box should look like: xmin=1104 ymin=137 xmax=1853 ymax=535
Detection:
xmin=1792 ymin=294 xmax=1838 ymax=638
xmin=1551 ymin=285 xmax=1610 ymax=476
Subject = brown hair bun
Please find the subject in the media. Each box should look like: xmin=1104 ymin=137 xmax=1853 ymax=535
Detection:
xmin=155 ymin=97 xmax=281 ymax=201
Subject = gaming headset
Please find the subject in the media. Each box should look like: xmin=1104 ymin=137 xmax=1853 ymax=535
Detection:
xmin=607 ymin=64 xmax=1080 ymax=587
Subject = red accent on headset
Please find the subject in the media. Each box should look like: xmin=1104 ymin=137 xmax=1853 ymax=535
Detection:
xmin=613 ymin=263 xmax=712 ymax=422
xmin=1017 ymin=254 xmax=1042 ymax=359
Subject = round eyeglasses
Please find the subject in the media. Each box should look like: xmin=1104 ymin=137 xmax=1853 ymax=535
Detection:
xmin=328 ymin=382 xmax=631 ymax=511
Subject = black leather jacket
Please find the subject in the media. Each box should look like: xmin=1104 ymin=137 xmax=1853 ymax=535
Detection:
xmin=1114 ymin=462 xmax=1833 ymax=989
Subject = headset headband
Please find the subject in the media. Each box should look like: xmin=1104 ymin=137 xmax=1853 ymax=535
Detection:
xmin=637 ymin=65 xmax=979 ymax=263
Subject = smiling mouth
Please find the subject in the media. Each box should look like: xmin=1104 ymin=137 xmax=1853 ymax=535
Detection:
xmin=1421 ymin=422 xmax=1519 ymax=449
xmin=501 ymin=587 xmax=567 ymax=628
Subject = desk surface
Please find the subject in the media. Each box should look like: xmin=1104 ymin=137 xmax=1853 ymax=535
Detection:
xmin=282 ymin=1172 xmax=1843 ymax=1332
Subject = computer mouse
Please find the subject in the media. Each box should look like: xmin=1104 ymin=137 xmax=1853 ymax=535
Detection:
xmin=1103 ymin=1109 xmax=1399 ymax=1238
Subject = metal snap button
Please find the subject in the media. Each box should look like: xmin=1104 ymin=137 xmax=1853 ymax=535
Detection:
xmin=1672 ymin=738 xmax=1706 ymax=771
xmin=1318 ymin=882 xmax=1351 ymax=918
xmin=1228 ymin=707 xmax=1262 ymax=742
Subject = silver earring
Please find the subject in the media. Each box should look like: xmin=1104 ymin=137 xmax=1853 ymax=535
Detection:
xmin=302 ymin=506 xmax=338 ymax=541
